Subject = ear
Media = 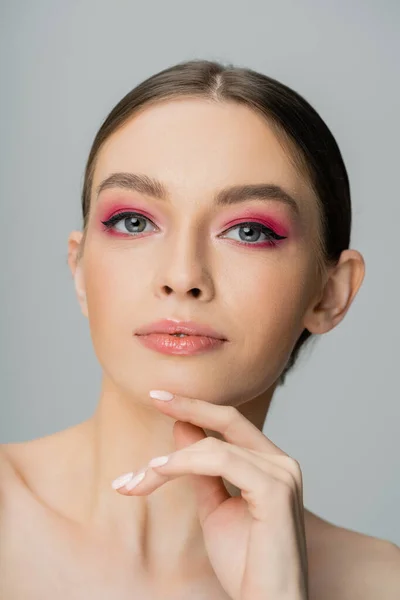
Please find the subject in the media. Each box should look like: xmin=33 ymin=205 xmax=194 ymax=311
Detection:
xmin=303 ymin=249 xmax=365 ymax=335
xmin=68 ymin=231 xmax=88 ymax=318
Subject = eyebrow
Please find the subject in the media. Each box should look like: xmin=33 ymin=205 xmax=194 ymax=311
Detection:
xmin=95 ymin=172 xmax=300 ymax=216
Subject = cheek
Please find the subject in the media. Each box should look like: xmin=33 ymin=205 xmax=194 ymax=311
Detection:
xmin=232 ymin=256 xmax=309 ymax=312
xmin=229 ymin=278 xmax=308 ymax=391
xmin=83 ymin=252 xmax=142 ymax=340
xmin=230 ymin=258 xmax=312 ymax=352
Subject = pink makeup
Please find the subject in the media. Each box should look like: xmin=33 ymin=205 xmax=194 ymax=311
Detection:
xmin=221 ymin=210 xmax=290 ymax=238
xmin=96 ymin=197 xmax=293 ymax=247
xmin=98 ymin=202 xmax=158 ymax=226
xmin=136 ymin=332 xmax=226 ymax=356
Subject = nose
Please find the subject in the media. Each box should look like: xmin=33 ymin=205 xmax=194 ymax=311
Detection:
xmin=152 ymin=226 xmax=215 ymax=302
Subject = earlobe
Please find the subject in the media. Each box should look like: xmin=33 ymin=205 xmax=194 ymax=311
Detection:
xmin=303 ymin=250 xmax=366 ymax=335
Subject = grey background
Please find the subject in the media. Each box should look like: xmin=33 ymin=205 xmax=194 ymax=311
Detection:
xmin=1 ymin=1 xmax=399 ymax=546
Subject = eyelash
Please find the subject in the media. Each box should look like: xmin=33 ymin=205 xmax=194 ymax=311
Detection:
xmin=100 ymin=211 xmax=287 ymax=247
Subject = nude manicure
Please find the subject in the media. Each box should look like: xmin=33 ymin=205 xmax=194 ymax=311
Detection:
xmin=125 ymin=469 xmax=147 ymax=491
xmin=111 ymin=471 xmax=134 ymax=490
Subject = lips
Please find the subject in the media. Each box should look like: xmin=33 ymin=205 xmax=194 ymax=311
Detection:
xmin=135 ymin=319 xmax=227 ymax=340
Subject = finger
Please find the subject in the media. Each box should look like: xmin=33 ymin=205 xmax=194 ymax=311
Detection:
xmin=166 ymin=438 xmax=306 ymax=557
xmin=172 ymin=420 xmax=230 ymax=508
xmin=122 ymin=443 xmax=299 ymax=524
xmin=203 ymin=442 xmax=307 ymax=570
xmin=193 ymin=439 xmax=305 ymax=537
xmin=243 ymin=448 xmax=306 ymax=563
xmin=150 ymin=392 xmax=285 ymax=455
xmin=117 ymin=445 xmax=231 ymax=521
xmin=174 ymin=418 xmax=305 ymax=517
xmin=182 ymin=437 xmax=303 ymax=493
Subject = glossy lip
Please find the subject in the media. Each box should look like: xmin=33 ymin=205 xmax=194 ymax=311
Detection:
xmin=135 ymin=319 xmax=227 ymax=340
xmin=136 ymin=333 xmax=225 ymax=356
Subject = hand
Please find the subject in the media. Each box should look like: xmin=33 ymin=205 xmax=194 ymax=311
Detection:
xmin=112 ymin=391 xmax=309 ymax=600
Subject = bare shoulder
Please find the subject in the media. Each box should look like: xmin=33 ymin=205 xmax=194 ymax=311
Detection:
xmin=310 ymin=515 xmax=400 ymax=600
xmin=0 ymin=443 xmax=16 ymax=483
xmin=0 ymin=433 xmax=69 ymax=502
xmin=361 ymin=538 xmax=400 ymax=597
xmin=0 ymin=442 xmax=25 ymax=498
xmin=0 ymin=444 xmax=19 ymax=519
xmin=0 ymin=421 xmax=90 ymax=485
xmin=342 ymin=532 xmax=400 ymax=599
xmin=0 ymin=423 xmax=91 ymax=517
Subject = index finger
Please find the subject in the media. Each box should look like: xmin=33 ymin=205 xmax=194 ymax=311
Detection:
xmin=150 ymin=391 xmax=285 ymax=455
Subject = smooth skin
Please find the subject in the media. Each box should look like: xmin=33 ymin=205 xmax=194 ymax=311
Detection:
xmin=117 ymin=390 xmax=309 ymax=599
xmin=1 ymin=98 xmax=399 ymax=599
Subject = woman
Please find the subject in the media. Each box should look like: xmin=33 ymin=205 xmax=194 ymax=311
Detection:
xmin=0 ymin=59 xmax=399 ymax=599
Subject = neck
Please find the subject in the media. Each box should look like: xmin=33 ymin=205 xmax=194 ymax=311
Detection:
xmin=74 ymin=375 xmax=277 ymax=577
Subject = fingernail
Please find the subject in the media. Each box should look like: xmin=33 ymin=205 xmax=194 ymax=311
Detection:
xmin=148 ymin=455 xmax=170 ymax=468
xmin=111 ymin=471 xmax=134 ymax=490
xmin=149 ymin=390 xmax=174 ymax=401
xmin=125 ymin=469 xmax=147 ymax=491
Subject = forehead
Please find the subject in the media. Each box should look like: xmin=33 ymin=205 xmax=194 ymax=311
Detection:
xmin=93 ymin=98 xmax=316 ymax=216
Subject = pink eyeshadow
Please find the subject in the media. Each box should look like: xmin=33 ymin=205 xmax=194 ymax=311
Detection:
xmin=223 ymin=211 xmax=291 ymax=238
xmin=98 ymin=202 xmax=156 ymax=223
xmin=97 ymin=197 xmax=293 ymax=239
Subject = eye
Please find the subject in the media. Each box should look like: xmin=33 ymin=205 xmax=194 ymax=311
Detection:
xmin=222 ymin=222 xmax=287 ymax=246
xmin=101 ymin=213 xmax=287 ymax=247
xmin=101 ymin=211 xmax=157 ymax=235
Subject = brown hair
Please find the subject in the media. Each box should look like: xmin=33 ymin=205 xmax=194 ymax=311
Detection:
xmin=79 ymin=59 xmax=352 ymax=386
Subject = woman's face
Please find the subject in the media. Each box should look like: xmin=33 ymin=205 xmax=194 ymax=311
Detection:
xmin=75 ymin=98 xmax=322 ymax=406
